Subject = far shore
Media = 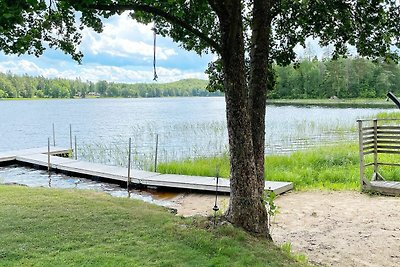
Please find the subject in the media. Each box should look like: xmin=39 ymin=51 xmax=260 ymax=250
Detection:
xmin=1 ymin=96 xmax=398 ymax=108
xmin=266 ymin=98 xmax=397 ymax=108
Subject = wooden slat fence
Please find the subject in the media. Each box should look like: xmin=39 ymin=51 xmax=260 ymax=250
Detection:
xmin=357 ymin=119 xmax=400 ymax=195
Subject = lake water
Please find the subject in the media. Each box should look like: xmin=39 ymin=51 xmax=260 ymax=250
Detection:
xmin=0 ymin=164 xmax=176 ymax=207
xmin=0 ymin=97 xmax=394 ymax=169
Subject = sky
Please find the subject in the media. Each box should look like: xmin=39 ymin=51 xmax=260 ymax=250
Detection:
xmin=0 ymin=12 xmax=328 ymax=84
xmin=0 ymin=13 xmax=215 ymax=83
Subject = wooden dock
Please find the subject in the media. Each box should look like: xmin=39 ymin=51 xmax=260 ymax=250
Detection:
xmin=0 ymin=147 xmax=70 ymax=163
xmin=0 ymin=147 xmax=293 ymax=195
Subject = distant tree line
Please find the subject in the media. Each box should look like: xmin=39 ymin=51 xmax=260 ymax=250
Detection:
xmin=271 ymin=57 xmax=400 ymax=99
xmin=1 ymin=57 xmax=399 ymax=100
xmin=0 ymin=75 xmax=221 ymax=99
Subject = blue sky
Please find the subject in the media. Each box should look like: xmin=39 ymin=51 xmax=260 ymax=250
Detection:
xmin=0 ymin=12 xmax=330 ymax=84
xmin=0 ymin=13 xmax=215 ymax=83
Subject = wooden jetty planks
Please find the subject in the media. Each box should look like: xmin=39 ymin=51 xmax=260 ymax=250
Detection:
xmin=3 ymin=147 xmax=293 ymax=194
xmin=0 ymin=147 xmax=70 ymax=163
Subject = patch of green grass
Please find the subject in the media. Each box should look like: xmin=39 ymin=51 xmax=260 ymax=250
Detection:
xmin=375 ymin=111 xmax=400 ymax=120
xmin=265 ymin=144 xmax=361 ymax=190
xmin=156 ymin=155 xmax=231 ymax=178
xmin=158 ymin=142 xmax=400 ymax=191
xmin=0 ymin=186 xmax=305 ymax=266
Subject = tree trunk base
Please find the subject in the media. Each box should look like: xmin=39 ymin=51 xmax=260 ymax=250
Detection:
xmin=225 ymin=200 xmax=271 ymax=239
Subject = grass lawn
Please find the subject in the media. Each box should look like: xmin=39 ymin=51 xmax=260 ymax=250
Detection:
xmin=0 ymin=186 xmax=306 ymax=266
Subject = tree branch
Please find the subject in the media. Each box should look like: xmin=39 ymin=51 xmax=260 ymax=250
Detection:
xmin=86 ymin=3 xmax=222 ymax=54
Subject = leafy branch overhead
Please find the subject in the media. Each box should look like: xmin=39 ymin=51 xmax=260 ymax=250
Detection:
xmin=1 ymin=1 xmax=398 ymax=65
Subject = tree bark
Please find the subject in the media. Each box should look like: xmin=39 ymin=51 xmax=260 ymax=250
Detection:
xmin=249 ymin=0 xmax=274 ymax=197
xmin=214 ymin=0 xmax=270 ymax=237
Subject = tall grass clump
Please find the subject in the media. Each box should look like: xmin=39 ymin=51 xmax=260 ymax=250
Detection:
xmin=158 ymin=142 xmax=400 ymax=190
xmin=375 ymin=111 xmax=400 ymax=120
xmin=158 ymin=142 xmax=366 ymax=190
xmin=265 ymin=143 xmax=360 ymax=190
xmin=156 ymin=153 xmax=231 ymax=177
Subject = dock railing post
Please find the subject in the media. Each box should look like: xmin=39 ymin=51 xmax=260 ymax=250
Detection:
xmin=127 ymin=137 xmax=132 ymax=190
xmin=47 ymin=137 xmax=51 ymax=173
xmin=52 ymin=123 xmax=56 ymax=147
xmin=358 ymin=120 xmax=365 ymax=188
xmin=69 ymin=124 xmax=73 ymax=152
xmin=154 ymin=134 xmax=159 ymax=172
xmin=74 ymin=135 xmax=77 ymax=160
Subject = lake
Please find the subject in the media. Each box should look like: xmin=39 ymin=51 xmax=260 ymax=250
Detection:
xmin=0 ymin=97 xmax=394 ymax=169
xmin=0 ymin=164 xmax=177 ymax=207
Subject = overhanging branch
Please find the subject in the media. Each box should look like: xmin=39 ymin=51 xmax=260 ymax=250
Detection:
xmin=86 ymin=3 xmax=222 ymax=54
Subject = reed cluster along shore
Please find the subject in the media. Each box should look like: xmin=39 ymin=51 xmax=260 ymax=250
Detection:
xmin=72 ymin=111 xmax=400 ymax=190
xmin=157 ymin=142 xmax=400 ymax=191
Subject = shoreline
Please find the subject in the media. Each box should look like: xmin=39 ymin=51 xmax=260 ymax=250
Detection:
xmin=266 ymin=99 xmax=397 ymax=108
xmin=1 ymin=96 xmax=398 ymax=109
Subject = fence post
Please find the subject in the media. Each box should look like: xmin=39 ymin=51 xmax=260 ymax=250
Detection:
xmin=357 ymin=120 xmax=365 ymax=188
xmin=373 ymin=119 xmax=378 ymax=179
xmin=154 ymin=134 xmax=159 ymax=172
xmin=127 ymin=137 xmax=132 ymax=189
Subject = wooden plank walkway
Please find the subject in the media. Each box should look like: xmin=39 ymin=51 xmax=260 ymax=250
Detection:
xmin=1 ymin=147 xmax=293 ymax=194
xmin=0 ymin=147 xmax=70 ymax=163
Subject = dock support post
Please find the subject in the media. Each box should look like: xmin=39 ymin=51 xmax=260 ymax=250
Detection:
xmin=52 ymin=123 xmax=56 ymax=146
xmin=47 ymin=137 xmax=51 ymax=173
xmin=127 ymin=137 xmax=132 ymax=190
xmin=154 ymin=134 xmax=159 ymax=172
xmin=74 ymin=135 xmax=77 ymax=160
xmin=69 ymin=124 xmax=73 ymax=152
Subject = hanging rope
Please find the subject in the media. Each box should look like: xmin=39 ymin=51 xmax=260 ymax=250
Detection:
xmin=152 ymin=27 xmax=158 ymax=81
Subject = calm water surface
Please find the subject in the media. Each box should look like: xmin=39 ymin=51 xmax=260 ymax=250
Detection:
xmin=0 ymin=97 xmax=393 ymax=167
xmin=0 ymin=165 xmax=177 ymax=206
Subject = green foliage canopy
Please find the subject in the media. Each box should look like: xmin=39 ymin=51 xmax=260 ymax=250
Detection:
xmin=0 ymin=1 xmax=399 ymax=66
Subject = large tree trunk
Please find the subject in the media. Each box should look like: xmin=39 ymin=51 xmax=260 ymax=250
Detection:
xmin=213 ymin=0 xmax=270 ymax=237
xmin=249 ymin=0 xmax=274 ymax=197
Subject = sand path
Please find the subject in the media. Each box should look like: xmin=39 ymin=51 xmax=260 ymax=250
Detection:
xmin=170 ymin=191 xmax=400 ymax=267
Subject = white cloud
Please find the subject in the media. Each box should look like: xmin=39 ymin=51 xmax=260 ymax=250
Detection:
xmin=76 ymin=65 xmax=206 ymax=83
xmin=80 ymin=13 xmax=177 ymax=60
xmin=0 ymin=58 xmax=206 ymax=83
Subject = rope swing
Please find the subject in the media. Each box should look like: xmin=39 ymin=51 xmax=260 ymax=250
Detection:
xmin=152 ymin=27 xmax=158 ymax=81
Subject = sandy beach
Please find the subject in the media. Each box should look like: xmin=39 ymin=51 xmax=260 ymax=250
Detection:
xmin=169 ymin=190 xmax=400 ymax=267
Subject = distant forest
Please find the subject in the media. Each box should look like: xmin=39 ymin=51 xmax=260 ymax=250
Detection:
xmin=271 ymin=57 xmax=400 ymax=99
xmin=0 ymin=57 xmax=399 ymax=99
xmin=0 ymin=76 xmax=219 ymax=99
